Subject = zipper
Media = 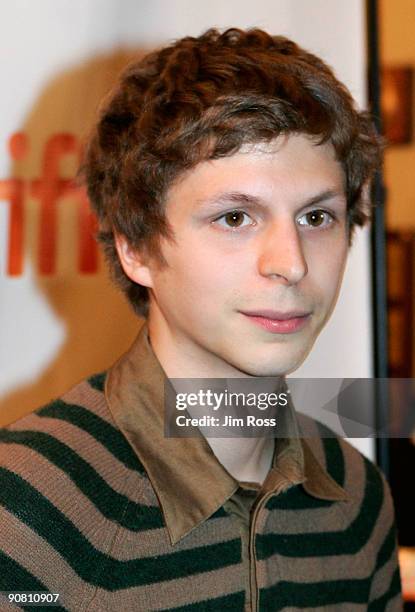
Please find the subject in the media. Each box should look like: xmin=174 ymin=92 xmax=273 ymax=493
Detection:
xmin=249 ymin=491 xmax=274 ymax=612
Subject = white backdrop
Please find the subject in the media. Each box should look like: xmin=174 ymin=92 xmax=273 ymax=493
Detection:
xmin=0 ymin=0 xmax=373 ymax=458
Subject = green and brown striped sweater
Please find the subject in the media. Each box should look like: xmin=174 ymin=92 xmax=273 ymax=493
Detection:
xmin=0 ymin=328 xmax=402 ymax=611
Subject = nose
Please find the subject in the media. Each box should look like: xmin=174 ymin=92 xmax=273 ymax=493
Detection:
xmin=257 ymin=219 xmax=308 ymax=284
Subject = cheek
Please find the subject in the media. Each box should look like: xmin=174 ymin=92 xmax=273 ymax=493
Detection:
xmin=308 ymin=238 xmax=348 ymax=301
xmin=167 ymin=237 xmax=243 ymax=294
xmin=185 ymin=257 xmax=238 ymax=297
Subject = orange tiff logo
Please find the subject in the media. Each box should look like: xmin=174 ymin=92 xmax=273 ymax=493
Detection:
xmin=0 ymin=132 xmax=98 ymax=276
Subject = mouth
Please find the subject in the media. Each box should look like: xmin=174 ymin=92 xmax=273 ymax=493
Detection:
xmin=239 ymin=309 xmax=312 ymax=334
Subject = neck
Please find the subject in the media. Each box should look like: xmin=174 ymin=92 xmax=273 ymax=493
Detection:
xmin=206 ymin=436 xmax=275 ymax=485
xmin=147 ymin=316 xmax=278 ymax=485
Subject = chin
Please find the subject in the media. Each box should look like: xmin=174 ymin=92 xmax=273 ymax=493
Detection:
xmin=233 ymin=347 xmax=312 ymax=377
xmin=233 ymin=358 xmax=305 ymax=378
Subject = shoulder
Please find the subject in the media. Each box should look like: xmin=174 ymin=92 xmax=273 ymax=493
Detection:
xmin=298 ymin=413 xmax=400 ymax=590
xmin=0 ymin=372 xmax=147 ymax=532
xmin=298 ymin=413 xmax=401 ymax=598
xmin=0 ymin=373 xmax=151 ymax=596
xmin=298 ymin=411 xmax=388 ymax=487
xmin=298 ymin=412 xmax=396 ymax=527
xmin=0 ymin=371 xmax=144 ymax=480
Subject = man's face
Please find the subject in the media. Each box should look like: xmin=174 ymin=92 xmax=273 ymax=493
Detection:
xmin=130 ymin=133 xmax=349 ymax=377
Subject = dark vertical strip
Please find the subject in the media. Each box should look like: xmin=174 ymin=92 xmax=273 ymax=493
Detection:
xmin=366 ymin=0 xmax=390 ymax=479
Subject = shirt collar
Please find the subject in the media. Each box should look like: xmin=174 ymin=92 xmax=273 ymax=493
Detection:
xmin=105 ymin=323 xmax=349 ymax=545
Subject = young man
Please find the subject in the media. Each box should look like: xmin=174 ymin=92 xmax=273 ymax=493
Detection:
xmin=0 ymin=28 xmax=402 ymax=610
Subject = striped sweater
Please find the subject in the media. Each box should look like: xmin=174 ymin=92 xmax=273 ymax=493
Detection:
xmin=0 ymin=327 xmax=402 ymax=611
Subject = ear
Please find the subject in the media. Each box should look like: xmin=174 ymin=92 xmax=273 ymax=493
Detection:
xmin=115 ymin=235 xmax=154 ymax=288
xmin=361 ymin=180 xmax=371 ymax=208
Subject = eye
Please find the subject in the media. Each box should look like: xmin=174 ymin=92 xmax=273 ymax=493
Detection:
xmin=297 ymin=209 xmax=334 ymax=228
xmin=214 ymin=210 xmax=253 ymax=229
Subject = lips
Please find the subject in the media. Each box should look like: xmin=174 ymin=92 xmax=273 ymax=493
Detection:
xmin=239 ymin=309 xmax=312 ymax=334
xmin=241 ymin=309 xmax=311 ymax=320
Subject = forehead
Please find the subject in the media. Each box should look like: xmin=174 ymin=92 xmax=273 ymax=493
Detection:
xmin=224 ymin=134 xmax=342 ymax=182
xmin=165 ymin=133 xmax=345 ymax=212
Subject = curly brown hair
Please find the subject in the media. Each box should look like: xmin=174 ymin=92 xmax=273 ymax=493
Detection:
xmin=82 ymin=27 xmax=382 ymax=317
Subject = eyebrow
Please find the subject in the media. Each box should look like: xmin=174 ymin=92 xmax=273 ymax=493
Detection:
xmin=196 ymin=189 xmax=345 ymax=211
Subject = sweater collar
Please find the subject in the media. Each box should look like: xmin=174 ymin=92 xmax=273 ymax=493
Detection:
xmin=106 ymin=323 xmax=349 ymax=545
